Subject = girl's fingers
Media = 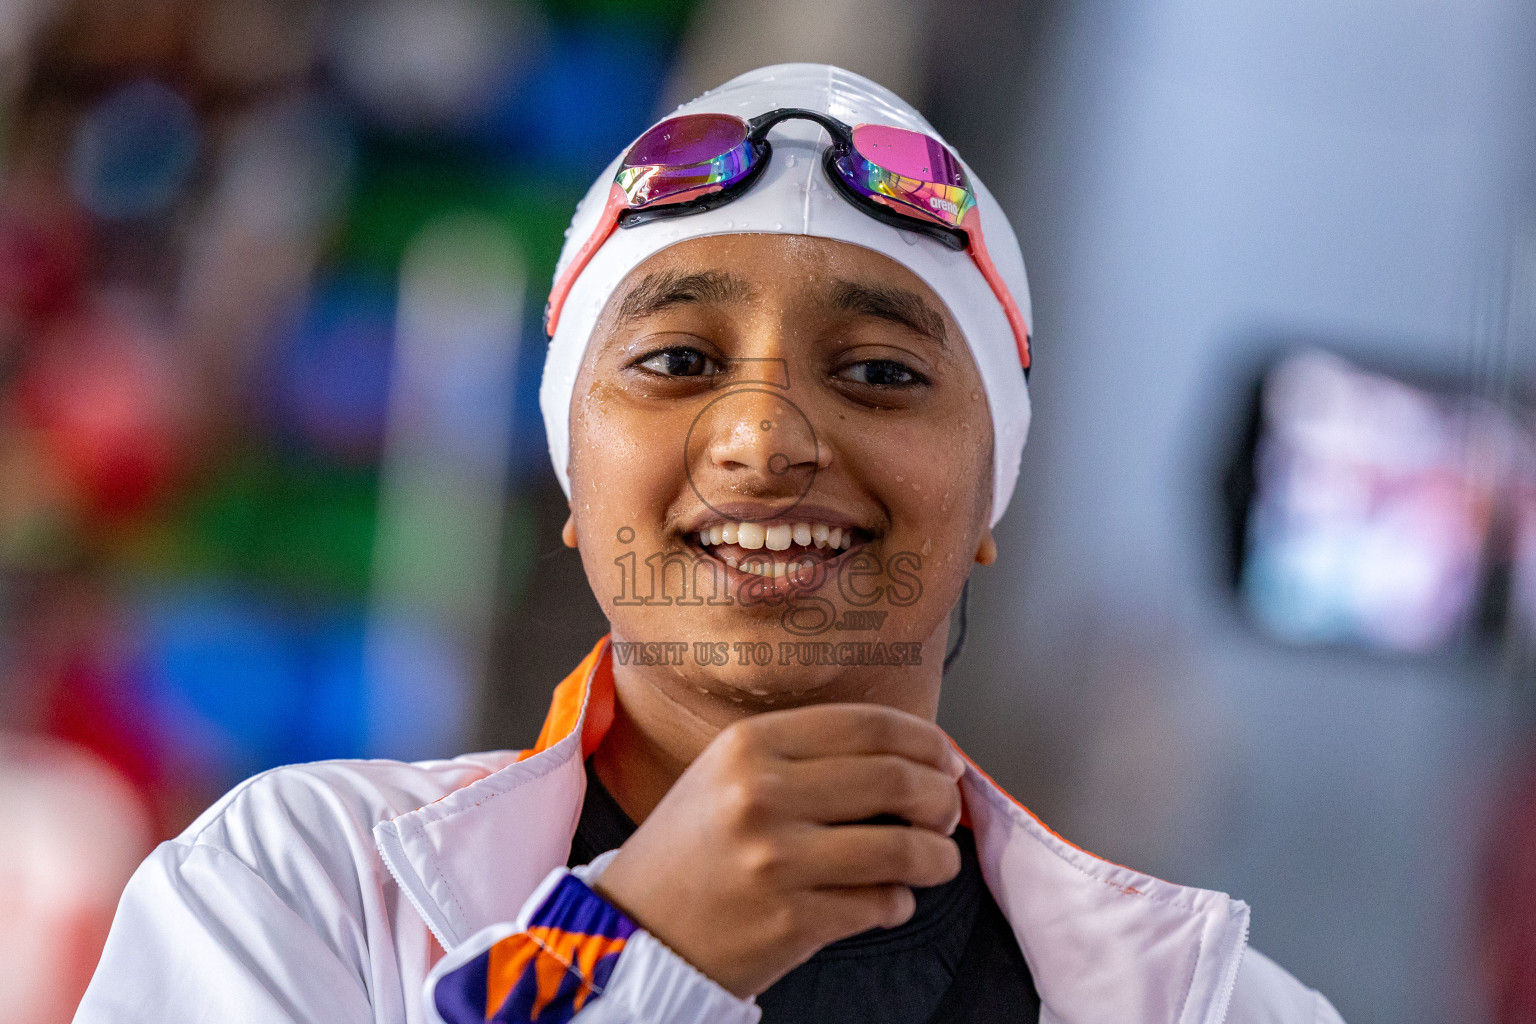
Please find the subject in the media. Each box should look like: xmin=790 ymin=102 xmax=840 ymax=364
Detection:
xmin=745 ymin=704 xmax=964 ymax=776
xmin=784 ymin=823 xmax=962 ymax=890
xmin=774 ymin=755 xmax=962 ymax=834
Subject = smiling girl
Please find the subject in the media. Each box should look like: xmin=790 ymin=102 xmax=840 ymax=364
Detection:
xmin=77 ymin=65 xmax=1343 ymax=1024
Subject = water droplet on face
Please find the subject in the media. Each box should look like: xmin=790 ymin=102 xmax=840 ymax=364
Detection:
xmin=774 ymin=222 xmax=784 ymax=230
xmin=786 ymin=154 xmax=797 ymax=167
xmin=724 ymin=218 xmax=734 ymax=228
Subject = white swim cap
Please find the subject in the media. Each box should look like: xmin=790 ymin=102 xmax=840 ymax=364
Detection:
xmin=539 ymin=63 xmax=1032 ymax=526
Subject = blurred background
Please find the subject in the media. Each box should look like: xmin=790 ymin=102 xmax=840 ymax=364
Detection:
xmin=1 ymin=0 xmax=1533 ymax=1021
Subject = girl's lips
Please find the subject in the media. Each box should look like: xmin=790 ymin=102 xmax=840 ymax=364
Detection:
xmin=690 ymin=535 xmax=867 ymax=587
xmin=680 ymin=504 xmax=879 ymax=585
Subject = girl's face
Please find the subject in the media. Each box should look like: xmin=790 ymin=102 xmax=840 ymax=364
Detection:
xmin=566 ymin=233 xmax=995 ymax=710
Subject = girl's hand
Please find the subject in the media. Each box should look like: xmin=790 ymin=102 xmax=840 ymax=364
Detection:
xmin=592 ymin=703 xmax=965 ymax=997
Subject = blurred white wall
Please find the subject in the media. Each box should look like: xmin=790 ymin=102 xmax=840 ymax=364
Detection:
xmin=942 ymin=1 xmax=1536 ymax=1021
xmin=666 ymin=0 xmax=935 ymax=108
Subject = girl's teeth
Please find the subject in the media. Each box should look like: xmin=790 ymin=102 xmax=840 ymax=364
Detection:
xmin=730 ymin=558 xmax=828 ymax=579
xmin=699 ymin=521 xmax=858 ymax=553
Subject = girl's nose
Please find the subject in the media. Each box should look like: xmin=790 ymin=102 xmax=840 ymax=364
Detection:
xmin=691 ymin=386 xmax=822 ymax=486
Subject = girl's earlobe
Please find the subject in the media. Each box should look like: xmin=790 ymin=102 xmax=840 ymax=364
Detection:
xmin=975 ymin=529 xmax=997 ymax=566
xmin=562 ymin=515 xmax=579 ymax=549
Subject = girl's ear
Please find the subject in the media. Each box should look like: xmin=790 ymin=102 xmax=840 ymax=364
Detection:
xmin=561 ymin=514 xmax=579 ymax=549
xmin=975 ymin=528 xmax=997 ymax=566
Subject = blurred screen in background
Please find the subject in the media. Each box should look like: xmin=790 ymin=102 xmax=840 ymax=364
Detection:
xmin=1234 ymin=350 xmax=1526 ymax=655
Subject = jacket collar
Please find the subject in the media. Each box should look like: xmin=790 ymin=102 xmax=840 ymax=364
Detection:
xmin=376 ymin=638 xmax=1250 ymax=1024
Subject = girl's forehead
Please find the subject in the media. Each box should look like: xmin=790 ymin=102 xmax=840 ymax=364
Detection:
xmin=603 ymin=234 xmax=961 ymax=339
xmin=623 ymin=232 xmax=926 ymax=279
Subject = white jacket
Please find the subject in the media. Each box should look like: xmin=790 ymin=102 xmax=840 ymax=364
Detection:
xmin=75 ymin=638 xmax=1344 ymax=1024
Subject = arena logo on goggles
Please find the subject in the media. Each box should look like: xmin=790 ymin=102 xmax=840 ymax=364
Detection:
xmin=544 ymin=108 xmax=1031 ymax=374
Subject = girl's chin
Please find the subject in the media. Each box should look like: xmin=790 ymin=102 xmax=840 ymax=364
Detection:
xmin=653 ymin=657 xmax=922 ymax=711
xmin=695 ymin=667 xmax=857 ymax=709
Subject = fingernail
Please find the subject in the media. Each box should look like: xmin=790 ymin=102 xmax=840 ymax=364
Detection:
xmin=948 ymin=750 xmax=966 ymax=778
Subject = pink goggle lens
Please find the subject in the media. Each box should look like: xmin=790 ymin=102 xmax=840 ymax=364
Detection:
xmin=850 ymin=123 xmax=968 ymax=188
xmin=627 ymin=113 xmax=749 ymax=168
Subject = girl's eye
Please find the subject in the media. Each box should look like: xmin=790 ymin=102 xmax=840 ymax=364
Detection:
xmin=635 ymin=347 xmax=718 ymax=377
xmin=838 ymin=359 xmax=928 ymax=388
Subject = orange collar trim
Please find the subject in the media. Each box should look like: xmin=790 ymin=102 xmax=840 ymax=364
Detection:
xmin=519 ymin=635 xmax=615 ymax=762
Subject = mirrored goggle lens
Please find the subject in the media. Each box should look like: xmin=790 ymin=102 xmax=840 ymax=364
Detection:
xmin=619 ymin=113 xmax=755 ymax=207
xmin=851 ymin=123 xmax=968 ymax=188
xmin=843 ymin=124 xmax=974 ymax=229
xmin=627 ymin=113 xmax=749 ymax=166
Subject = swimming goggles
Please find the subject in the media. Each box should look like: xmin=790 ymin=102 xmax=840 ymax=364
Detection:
xmin=544 ymin=108 xmax=1032 ymax=372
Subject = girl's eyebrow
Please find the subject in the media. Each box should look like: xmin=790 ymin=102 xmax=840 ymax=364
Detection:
xmin=825 ymin=280 xmax=948 ymax=348
xmin=617 ymin=270 xmax=753 ymax=322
